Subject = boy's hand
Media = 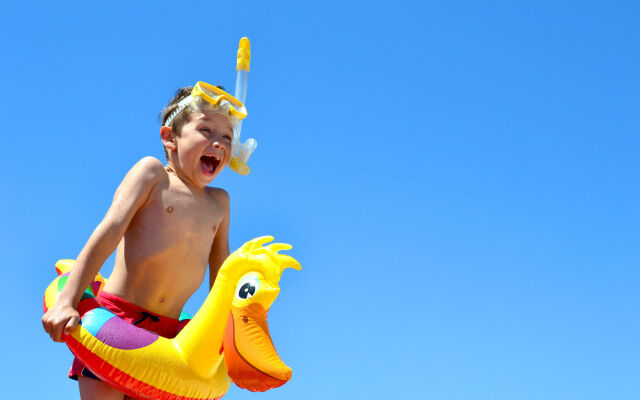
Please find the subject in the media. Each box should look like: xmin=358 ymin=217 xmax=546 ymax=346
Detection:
xmin=42 ymin=302 xmax=80 ymax=342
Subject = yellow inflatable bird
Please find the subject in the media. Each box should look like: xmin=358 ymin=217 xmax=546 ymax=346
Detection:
xmin=43 ymin=236 xmax=301 ymax=400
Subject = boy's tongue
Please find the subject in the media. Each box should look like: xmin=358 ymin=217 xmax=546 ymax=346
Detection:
xmin=200 ymin=157 xmax=216 ymax=175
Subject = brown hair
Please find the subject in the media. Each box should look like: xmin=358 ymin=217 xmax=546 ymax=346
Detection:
xmin=159 ymin=85 xmax=228 ymax=158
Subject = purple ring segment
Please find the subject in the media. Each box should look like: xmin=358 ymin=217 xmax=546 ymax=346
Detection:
xmin=96 ymin=316 xmax=158 ymax=350
xmin=81 ymin=308 xmax=159 ymax=350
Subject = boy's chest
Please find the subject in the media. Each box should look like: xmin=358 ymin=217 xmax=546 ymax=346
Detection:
xmin=152 ymin=189 xmax=222 ymax=236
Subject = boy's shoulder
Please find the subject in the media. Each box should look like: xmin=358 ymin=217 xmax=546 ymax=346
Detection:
xmin=116 ymin=157 xmax=167 ymax=193
xmin=129 ymin=156 xmax=169 ymax=182
xmin=135 ymin=156 xmax=166 ymax=173
xmin=205 ymin=186 xmax=230 ymax=207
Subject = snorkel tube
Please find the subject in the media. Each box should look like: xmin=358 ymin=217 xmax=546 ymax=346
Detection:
xmin=229 ymin=37 xmax=257 ymax=175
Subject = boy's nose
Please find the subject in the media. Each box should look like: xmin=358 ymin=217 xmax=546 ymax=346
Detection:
xmin=211 ymin=141 xmax=227 ymax=152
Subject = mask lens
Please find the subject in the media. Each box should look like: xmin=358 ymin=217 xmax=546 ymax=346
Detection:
xmin=194 ymin=82 xmax=247 ymax=120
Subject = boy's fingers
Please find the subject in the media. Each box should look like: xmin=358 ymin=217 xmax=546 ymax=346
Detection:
xmin=52 ymin=319 xmax=66 ymax=342
xmin=43 ymin=320 xmax=55 ymax=337
xmin=64 ymin=316 xmax=80 ymax=336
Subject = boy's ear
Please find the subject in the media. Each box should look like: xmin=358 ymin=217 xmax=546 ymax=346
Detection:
xmin=160 ymin=126 xmax=177 ymax=151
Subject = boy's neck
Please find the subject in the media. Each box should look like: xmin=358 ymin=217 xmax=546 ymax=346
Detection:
xmin=164 ymin=161 xmax=208 ymax=192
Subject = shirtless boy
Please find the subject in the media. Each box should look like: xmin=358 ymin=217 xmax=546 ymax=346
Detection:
xmin=42 ymin=83 xmax=242 ymax=399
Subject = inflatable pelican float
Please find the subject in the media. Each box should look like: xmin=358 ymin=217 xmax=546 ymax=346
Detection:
xmin=43 ymin=236 xmax=301 ymax=400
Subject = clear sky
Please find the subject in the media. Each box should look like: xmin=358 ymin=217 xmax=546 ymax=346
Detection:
xmin=1 ymin=1 xmax=638 ymax=399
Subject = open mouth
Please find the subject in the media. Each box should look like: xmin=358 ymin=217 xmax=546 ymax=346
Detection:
xmin=200 ymin=155 xmax=221 ymax=176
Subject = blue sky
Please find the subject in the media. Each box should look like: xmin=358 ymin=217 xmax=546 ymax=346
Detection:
xmin=1 ymin=1 xmax=638 ymax=399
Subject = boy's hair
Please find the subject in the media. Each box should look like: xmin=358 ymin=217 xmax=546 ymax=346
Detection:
xmin=159 ymin=85 xmax=228 ymax=159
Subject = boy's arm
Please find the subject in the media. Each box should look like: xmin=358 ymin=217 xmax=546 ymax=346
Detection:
xmin=42 ymin=157 xmax=164 ymax=342
xmin=208 ymin=189 xmax=230 ymax=290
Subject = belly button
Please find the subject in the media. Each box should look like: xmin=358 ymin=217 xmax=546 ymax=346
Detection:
xmin=159 ymin=295 xmax=165 ymax=303
xmin=166 ymin=206 xmax=174 ymax=213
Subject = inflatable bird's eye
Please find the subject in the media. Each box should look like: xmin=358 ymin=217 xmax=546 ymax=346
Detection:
xmin=237 ymin=275 xmax=259 ymax=299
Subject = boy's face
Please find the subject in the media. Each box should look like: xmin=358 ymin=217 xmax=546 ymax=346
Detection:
xmin=168 ymin=110 xmax=233 ymax=187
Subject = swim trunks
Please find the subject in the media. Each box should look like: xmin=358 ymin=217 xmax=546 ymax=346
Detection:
xmin=69 ymin=291 xmax=189 ymax=381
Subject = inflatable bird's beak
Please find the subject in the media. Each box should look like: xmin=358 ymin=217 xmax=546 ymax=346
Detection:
xmin=223 ymin=302 xmax=292 ymax=391
xmin=222 ymin=261 xmax=299 ymax=392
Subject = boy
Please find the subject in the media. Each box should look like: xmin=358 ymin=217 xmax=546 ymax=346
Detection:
xmin=42 ymin=83 xmax=241 ymax=399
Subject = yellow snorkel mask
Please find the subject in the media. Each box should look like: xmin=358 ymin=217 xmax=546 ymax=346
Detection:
xmin=163 ymin=38 xmax=256 ymax=175
xmin=163 ymin=82 xmax=247 ymax=127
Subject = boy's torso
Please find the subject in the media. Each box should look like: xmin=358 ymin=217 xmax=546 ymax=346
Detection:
xmin=103 ymin=165 xmax=226 ymax=319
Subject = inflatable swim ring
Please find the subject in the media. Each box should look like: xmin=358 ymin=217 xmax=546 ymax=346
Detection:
xmin=43 ymin=236 xmax=301 ymax=400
